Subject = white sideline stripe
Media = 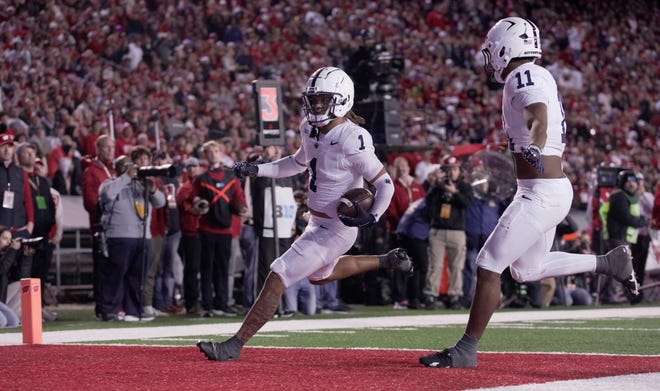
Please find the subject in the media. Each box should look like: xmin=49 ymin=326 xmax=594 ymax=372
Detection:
xmin=0 ymin=306 xmax=659 ymax=346
xmin=468 ymin=372 xmax=660 ymax=391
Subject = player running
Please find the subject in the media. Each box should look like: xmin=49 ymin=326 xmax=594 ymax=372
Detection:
xmin=419 ymin=17 xmax=640 ymax=368
xmin=197 ymin=66 xmax=412 ymax=361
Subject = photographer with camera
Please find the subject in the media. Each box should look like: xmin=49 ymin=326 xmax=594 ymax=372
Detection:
xmin=97 ymin=146 xmax=166 ymax=322
xmin=422 ymin=156 xmax=473 ymax=310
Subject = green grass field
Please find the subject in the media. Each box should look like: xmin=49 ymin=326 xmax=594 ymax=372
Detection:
xmin=5 ymin=303 xmax=658 ymax=355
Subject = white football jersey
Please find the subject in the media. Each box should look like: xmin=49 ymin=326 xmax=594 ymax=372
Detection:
xmin=502 ymin=62 xmax=567 ymax=157
xmin=295 ymin=118 xmax=384 ymax=218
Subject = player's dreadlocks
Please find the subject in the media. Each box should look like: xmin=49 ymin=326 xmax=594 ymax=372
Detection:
xmin=345 ymin=110 xmax=365 ymax=125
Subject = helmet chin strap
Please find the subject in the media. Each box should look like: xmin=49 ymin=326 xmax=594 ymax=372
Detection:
xmin=308 ymin=110 xmax=336 ymax=129
xmin=309 ymin=117 xmax=330 ymax=128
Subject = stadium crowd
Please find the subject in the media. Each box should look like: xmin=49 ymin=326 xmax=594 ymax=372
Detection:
xmin=1 ymin=1 xmax=658 ymax=193
xmin=0 ymin=0 xmax=658 ymax=320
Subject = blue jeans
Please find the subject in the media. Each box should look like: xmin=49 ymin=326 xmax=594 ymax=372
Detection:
xmin=462 ymin=239 xmax=479 ymax=303
xmin=0 ymin=301 xmax=19 ymax=328
xmin=283 ymin=279 xmax=316 ymax=315
xmin=154 ymin=231 xmax=182 ymax=309
xmin=316 ymin=281 xmax=339 ymax=310
xmin=239 ymin=224 xmax=257 ymax=309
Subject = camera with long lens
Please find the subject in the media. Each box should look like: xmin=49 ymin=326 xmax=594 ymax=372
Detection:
xmin=372 ymin=49 xmax=404 ymax=77
xmin=438 ymin=166 xmax=453 ymax=202
xmin=596 ymin=166 xmax=623 ymax=188
xmin=137 ymin=164 xmax=177 ymax=178
xmin=369 ymin=44 xmax=404 ymax=96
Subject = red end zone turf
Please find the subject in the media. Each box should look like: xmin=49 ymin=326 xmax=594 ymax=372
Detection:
xmin=1 ymin=345 xmax=659 ymax=390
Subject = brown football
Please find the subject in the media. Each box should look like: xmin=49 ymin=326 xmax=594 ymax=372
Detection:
xmin=337 ymin=188 xmax=374 ymax=217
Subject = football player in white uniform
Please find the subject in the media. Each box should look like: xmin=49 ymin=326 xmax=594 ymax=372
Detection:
xmin=420 ymin=17 xmax=639 ymax=368
xmin=198 ymin=66 xmax=412 ymax=361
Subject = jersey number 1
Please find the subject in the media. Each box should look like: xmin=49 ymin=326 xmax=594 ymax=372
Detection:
xmin=309 ymin=135 xmax=366 ymax=192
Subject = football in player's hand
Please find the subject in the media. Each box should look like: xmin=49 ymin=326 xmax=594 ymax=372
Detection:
xmin=337 ymin=188 xmax=374 ymax=217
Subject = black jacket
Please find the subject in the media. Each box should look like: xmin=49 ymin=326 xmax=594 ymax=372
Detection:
xmin=606 ymin=189 xmax=646 ymax=242
xmin=0 ymin=163 xmax=29 ymax=228
xmin=424 ymin=179 xmax=472 ymax=231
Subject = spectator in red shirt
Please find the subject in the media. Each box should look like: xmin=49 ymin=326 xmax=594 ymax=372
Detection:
xmin=386 ymin=156 xmax=426 ymax=309
xmin=176 ymin=156 xmax=206 ymax=314
xmin=80 ymin=135 xmax=116 ymax=318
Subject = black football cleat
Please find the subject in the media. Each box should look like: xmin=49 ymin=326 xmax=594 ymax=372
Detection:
xmin=380 ymin=248 xmax=413 ymax=276
xmin=419 ymin=348 xmax=476 ymax=368
xmin=603 ymin=246 xmax=640 ymax=296
xmin=197 ymin=337 xmax=243 ymax=361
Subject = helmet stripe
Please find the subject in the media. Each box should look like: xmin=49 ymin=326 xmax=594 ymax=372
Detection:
xmin=524 ymin=18 xmax=539 ymax=49
xmin=308 ymin=68 xmax=324 ymax=90
xmin=308 ymin=67 xmax=343 ymax=91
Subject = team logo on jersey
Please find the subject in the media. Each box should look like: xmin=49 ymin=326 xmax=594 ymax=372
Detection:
xmin=216 ymin=181 xmax=226 ymax=188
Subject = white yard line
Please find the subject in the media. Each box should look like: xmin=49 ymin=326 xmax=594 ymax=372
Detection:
xmin=1 ymin=306 xmax=659 ymax=346
xmin=469 ymin=372 xmax=660 ymax=391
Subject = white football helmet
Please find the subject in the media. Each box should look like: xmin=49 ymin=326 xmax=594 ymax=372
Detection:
xmin=481 ymin=17 xmax=542 ymax=83
xmin=302 ymin=67 xmax=354 ymax=127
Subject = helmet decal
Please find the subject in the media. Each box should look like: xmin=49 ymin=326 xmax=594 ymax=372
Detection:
xmin=481 ymin=17 xmax=542 ymax=83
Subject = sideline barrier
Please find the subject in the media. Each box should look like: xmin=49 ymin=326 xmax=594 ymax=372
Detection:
xmin=55 ymin=196 xmax=93 ymax=296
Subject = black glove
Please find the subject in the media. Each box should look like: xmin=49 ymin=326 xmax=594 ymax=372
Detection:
xmin=338 ymin=200 xmax=377 ymax=228
xmin=520 ymin=144 xmax=544 ymax=173
xmin=233 ymin=162 xmax=258 ymax=179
